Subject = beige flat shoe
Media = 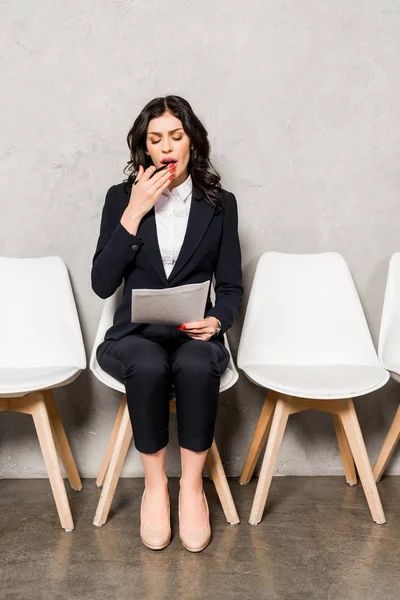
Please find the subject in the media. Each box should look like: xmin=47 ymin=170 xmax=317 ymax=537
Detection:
xmin=178 ymin=490 xmax=211 ymax=553
xmin=140 ymin=489 xmax=171 ymax=551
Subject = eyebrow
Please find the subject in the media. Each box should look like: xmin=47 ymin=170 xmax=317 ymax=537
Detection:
xmin=148 ymin=128 xmax=184 ymax=136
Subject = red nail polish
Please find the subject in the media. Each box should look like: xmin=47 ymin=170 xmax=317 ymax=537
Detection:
xmin=169 ymin=175 xmax=173 ymax=180
xmin=179 ymin=325 xmax=186 ymax=330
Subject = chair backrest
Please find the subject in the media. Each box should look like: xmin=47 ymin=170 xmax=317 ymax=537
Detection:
xmin=378 ymin=253 xmax=400 ymax=374
xmin=237 ymin=252 xmax=381 ymax=369
xmin=221 ymin=331 xmax=239 ymax=390
xmin=89 ymin=286 xmax=123 ymax=373
xmin=89 ymin=284 xmax=239 ymax=388
xmin=0 ymin=256 xmax=86 ymax=369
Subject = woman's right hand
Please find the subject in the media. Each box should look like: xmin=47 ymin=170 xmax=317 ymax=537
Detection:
xmin=120 ymin=164 xmax=173 ymax=235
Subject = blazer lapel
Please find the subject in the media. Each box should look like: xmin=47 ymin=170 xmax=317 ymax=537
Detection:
xmin=138 ymin=208 xmax=168 ymax=286
xmin=168 ymin=187 xmax=215 ymax=283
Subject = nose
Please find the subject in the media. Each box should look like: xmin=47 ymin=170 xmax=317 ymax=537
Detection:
xmin=161 ymin=136 xmax=172 ymax=153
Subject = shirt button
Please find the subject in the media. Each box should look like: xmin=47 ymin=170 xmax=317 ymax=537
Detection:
xmin=131 ymin=244 xmax=139 ymax=251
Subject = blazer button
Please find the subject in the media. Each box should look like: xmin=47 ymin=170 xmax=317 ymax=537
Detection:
xmin=131 ymin=244 xmax=139 ymax=251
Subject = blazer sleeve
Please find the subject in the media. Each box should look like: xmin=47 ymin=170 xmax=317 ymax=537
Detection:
xmin=205 ymin=192 xmax=243 ymax=334
xmin=91 ymin=185 xmax=144 ymax=299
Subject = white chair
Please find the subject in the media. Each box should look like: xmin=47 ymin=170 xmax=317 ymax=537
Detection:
xmin=0 ymin=256 xmax=86 ymax=531
xmin=237 ymin=252 xmax=389 ymax=525
xmin=90 ymin=285 xmax=240 ymax=527
xmin=373 ymin=253 xmax=400 ymax=481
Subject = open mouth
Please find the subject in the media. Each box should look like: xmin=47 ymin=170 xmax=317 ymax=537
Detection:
xmin=161 ymin=158 xmax=177 ymax=165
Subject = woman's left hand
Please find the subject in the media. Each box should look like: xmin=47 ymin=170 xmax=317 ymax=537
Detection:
xmin=179 ymin=317 xmax=219 ymax=341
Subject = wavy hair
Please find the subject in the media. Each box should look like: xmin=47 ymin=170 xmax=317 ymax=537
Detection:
xmin=124 ymin=96 xmax=223 ymax=211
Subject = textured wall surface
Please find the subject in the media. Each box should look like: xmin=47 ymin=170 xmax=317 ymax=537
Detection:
xmin=1 ymin=0 xmax=400 ymax=477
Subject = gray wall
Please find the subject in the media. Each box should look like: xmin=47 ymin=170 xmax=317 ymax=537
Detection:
xmin=1 ymin=0 xmax=400 ymax=478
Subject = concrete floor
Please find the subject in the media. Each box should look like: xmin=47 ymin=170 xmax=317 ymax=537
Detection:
xmin=1 ymin=477 xmax=400 ymax=600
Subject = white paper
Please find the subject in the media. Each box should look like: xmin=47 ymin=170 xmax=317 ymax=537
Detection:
xmin=131 ymin=280 xmax=210 ymax=325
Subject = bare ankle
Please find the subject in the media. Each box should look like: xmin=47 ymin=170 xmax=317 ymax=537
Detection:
xmin=179 ymin=478 xmax=203 ymax=494
xmin=145 ymin=476 xmax=168 ymax=492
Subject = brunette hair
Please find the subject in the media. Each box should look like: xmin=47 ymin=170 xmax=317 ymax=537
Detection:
xmin=124 ymin=96 xmax=223 ymax=211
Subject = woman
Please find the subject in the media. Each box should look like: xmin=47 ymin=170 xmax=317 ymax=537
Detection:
xmin=91 ymin=95 xmax=243 ymax=552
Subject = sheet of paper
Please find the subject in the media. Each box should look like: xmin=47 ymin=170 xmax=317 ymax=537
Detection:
xmin=131 ymin=280 xmax=210 ymax=325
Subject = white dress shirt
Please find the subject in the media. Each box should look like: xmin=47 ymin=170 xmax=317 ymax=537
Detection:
xmin=155 ymin=174 xmax=193 ymax=278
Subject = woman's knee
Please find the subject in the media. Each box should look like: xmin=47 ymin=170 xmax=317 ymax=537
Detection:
xmin=124 ymin=354 xmax=169 ymax=380
xmin=172 ymin=341 xmax=219 ymax=378
xmin=101 ymin=337 xmax=169 ymax=382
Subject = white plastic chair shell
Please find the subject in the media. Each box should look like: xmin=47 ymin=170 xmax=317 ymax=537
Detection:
xmin=378 ymin=252 xmax=400 ymax=384
xmin=237 ymin=252 xmax=389 ymax=399
xmin=90 ymin=285 xmax=239 ymax=393
xmin=0 ymin=256 xmax=86 ymax=397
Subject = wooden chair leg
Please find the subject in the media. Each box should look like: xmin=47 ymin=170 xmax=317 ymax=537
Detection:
xmin=31 ymin=393 xmax=75 ymax=531
xmin=332 ymin=413 xmax=357 ymax=486
xmin=43 ymin=390 xmax=82 ymax=491
xmin=206 ymin=440 xmax=240 ymax=525
xmin=96 ymin=396 xmax=127 ymax=487
xmin=240 ymin=392 xmax=276 ymax=485
xmin=93 ymin=401 xmax=133 ymax=527
xmin=373 ymin=404 xmax=400 ymax=483
xmin=338 ymin=399 xmax=386 ymax=524
xmin=249 ymin=396 xmax=291 ymax=525
xmin=0 ymin=398 xmax=11 ymax=412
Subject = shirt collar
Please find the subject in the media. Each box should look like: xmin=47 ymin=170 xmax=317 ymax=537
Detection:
xmin=164 ymin=174 xmax=193 ymax=202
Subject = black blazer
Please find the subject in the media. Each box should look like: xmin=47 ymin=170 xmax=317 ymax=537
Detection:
xmin=91 ymin=183 xmax=243 ymax=341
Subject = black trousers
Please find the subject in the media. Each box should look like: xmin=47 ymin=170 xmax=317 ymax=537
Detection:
xmin=96 ymin=325 xmax=230 ymax=454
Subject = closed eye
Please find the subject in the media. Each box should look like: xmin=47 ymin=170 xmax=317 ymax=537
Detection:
xmin=150 ymin=137 xmax=183 ymax=145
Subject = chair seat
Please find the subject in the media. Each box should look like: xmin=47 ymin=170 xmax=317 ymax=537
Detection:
xmin=91 ymin=363 xmax=237 ymax=396
xmin=384 ymin=366 xmax=400 ymax=384
xmin=242 ymin=364 xmax=389 ymax=400
xmin=390 ymin=372 xmax=400 ymax=385
xmin=0 ymin=367 xmax=82 ymax=398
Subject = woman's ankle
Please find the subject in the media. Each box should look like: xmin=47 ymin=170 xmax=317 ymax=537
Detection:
xmin=179 ymin=477 xmax=203 ymax=494
xmin=145 ymin=475 xmax=168 ymax=492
